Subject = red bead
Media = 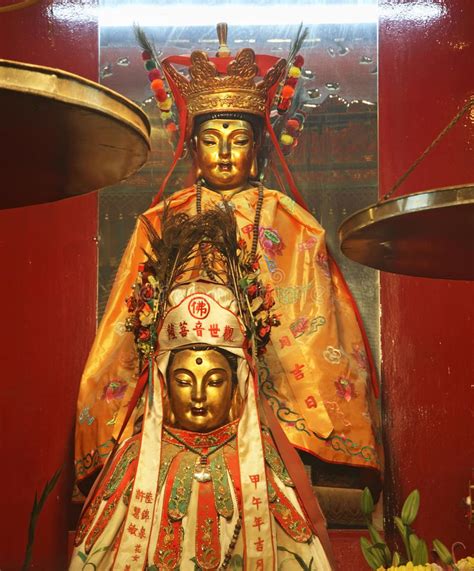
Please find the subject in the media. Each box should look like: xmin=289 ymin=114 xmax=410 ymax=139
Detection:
xmin=286 ymin=77 xmax=298 ymax=88
xmin=154 ymin=88 xmax=168 ymax=102
xmin=277 ymin=98 xmax=291 ymax=113
xmin=294 ymin=54 xmax=304 ymax=68
xmin=286 ymin=118 xmax=301 ymax=134
xmin=166 ymin=122 xmax=178 ymax=133
xmin=141 ymin=50 xmax=152 ymax=61
xmin=148 ymin=68 xmax=162 ymax=82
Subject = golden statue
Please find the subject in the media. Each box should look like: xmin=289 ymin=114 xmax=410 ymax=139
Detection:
xmin=73 ymin=27 xmax=382 ymax=527
xmin=165 ymin=347 xmax=239 ymax=433
xmin=70 ymin=209 xmax=335 ymax=569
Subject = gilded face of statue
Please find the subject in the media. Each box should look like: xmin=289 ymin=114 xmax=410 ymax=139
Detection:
xmin=195 ymin=119 xmax=256 ymax=191
xmin=167 ymin=349 xmax=235 ymax=432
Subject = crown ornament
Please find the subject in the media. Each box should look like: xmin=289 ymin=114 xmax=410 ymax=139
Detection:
xmin=162 ymin=48 xmax=286 ymax=120
xmin=135 ymin=23 xmax=310 ymax=207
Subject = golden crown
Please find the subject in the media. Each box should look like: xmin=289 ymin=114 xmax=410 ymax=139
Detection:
xmin=162 ymin=48 xmax=286 ymax=120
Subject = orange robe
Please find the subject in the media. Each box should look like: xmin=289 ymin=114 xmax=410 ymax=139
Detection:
xmin=74 ymin=186 xmax=381 ymax=499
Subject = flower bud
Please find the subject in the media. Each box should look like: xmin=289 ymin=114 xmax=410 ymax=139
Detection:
xmin=361 ymin=486 xmax=375 ymax=516
xmin=401 ymin=489 xmax=420 ymax=525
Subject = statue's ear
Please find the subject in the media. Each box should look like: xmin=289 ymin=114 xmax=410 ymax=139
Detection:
xmin=249 ymin=156 xmax=259 ymax=180
xmin=191 ymin=137 xmax=202 ymax=180
xmin=162 ymin=389 xmax=177 ymax=426
xmin=167 ymin=409 xmax=177 ymax=426
xmin=229 ymin=387 xmax=242 ymax=422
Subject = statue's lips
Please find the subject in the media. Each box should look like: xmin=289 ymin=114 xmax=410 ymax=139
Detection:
xmin=217 ymin=162 xmax=232 ymax=171
xmin=190 ymin=406 xmax=207 ymax=416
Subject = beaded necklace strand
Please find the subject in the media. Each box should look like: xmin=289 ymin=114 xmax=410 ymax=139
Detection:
xmin=196 ymin=180 xmax=264 ymax=278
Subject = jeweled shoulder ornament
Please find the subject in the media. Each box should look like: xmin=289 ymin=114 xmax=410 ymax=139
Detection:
xmin=0 ymin=59 xmax=151 ymax=209
xmin=339 ymin=98 xmax=474 ymax=280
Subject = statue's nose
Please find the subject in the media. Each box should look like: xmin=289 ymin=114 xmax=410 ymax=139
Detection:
xmin=219 ymin=139 xmax=230 ymax=158
xmin=192 ymin=381 xmax=207 ymax=404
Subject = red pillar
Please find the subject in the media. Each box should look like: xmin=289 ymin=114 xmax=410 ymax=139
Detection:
xmin=0 ymin=1 xmax=98 ymax=568
xmin=379 ymin=0 xmax=473 ymax=552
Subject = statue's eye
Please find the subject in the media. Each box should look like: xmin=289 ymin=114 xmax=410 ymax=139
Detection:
xmin=233 ymin=137 xmax=250 ymax=146
xmin=207 ymin=376 xmax=225 ymax=387
xmin=202 ymin=137 xmax=217 ymax=146
xmin=175 ymin=377 xmax=192 ymax=387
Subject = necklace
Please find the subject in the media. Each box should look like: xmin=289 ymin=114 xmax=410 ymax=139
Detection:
xmin=196 ymin=180 xmax=264 ymax=272
xmin=163 ymin=426 xmax=237 ymax=483
xmin=164 ymin=426 xmax=242 ymax=567
xmin=217 ymin=185 xmax=246 ymax=207
xmin=219 ymin=516 xmax=242 ymax=570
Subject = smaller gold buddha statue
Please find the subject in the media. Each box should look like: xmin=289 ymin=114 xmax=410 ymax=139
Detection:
xmin=70 ymin=209 xmax=334 ymax=570
xmin=166 ymin=347 xmax=239 ymax=434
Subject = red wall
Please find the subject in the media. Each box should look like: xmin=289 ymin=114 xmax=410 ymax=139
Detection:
xmin=379 ymin=0 xmax=473 ymax=554
xmin=1 ymin=0 xmax=472 ymax=568
xmin=0 ymin=2 xmax=98 ymax=569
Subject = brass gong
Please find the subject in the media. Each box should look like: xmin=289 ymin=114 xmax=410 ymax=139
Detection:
xmin=339 ymin=184 xmax=474 ymax=280
xmin=0 ymin=59 xmax=151 ymax=209
xmin=340 ymin=98 xmax=474 ymax=281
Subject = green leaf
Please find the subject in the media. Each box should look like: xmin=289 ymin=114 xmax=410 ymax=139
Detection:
xmin=22 ymin=468 xmax=62 ymax=571
xmin=433 ymin=539 xmax=454 ymax=564
xmin=369 ymin=545 xmax=387 ymax=569
xmin=360 ymin=537 xmax=384 ymax=570
xmin=361 ymin=486 xmax=375 ymax=517
xmin=367 ymin=523 xmax=391 ymax=566
xmin=394 ymin=516 xmax=411 ymax=561
xmin=413 ymin=538 xmax=428 ymax=565
xmin=392 ymin=551 xmax=400 ymax=566
xmin=383 ymin=546 xmax=392 ymax=566
xmin=394 ymin=516 xmax=406 ymax=537
xmin=360 ymin=538 xmax=379 ymax=570
xmin=368 ymin=523 xmax=383 ymax=545
xmin=230 ymin=554 xmax=244 ymax=570
xmin=90 ymin=545 xmax=111 ymax=557
xmin=409 ymin=534 xmax=428 ymax=565
xmin=409 ymin=533 xmax=420 ymax=551
xmin=401 ymin=489 xmax=420 ymax=526
xmin=277 ymin=546 xmax=313 ymax=570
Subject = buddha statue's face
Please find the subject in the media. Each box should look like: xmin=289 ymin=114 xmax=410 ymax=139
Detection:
xmin=167 ymin=348 xmax=235 ymax=432
xmin=194 ymin=119 xmax=256 ymax=191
